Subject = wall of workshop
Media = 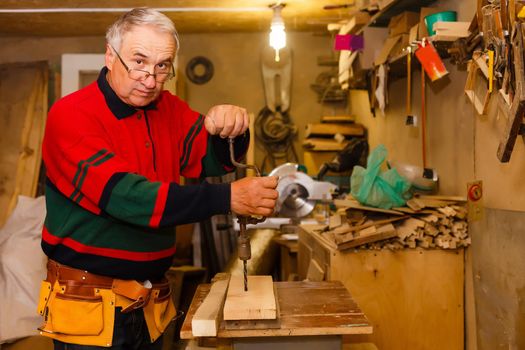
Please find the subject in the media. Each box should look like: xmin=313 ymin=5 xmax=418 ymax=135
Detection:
xmin=179 ymin=32 xmax=333 ymax=168
xmin=349 ymin=0 xmax=525 ymax=348
xmin=0 ymin=32 xmax=331 ymax=169
xmin=0 ymin=36 xmax=105 ymax=66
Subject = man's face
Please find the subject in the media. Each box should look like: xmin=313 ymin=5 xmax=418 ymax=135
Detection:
xmin=105 ymin=25 xmax=176 ymax=107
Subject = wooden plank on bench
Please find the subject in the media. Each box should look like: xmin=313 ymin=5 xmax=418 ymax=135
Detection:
xmin=223 ymin=275 xmax=277 ymax=321
xmin=191 ymin=273 xmax=230 ymax=337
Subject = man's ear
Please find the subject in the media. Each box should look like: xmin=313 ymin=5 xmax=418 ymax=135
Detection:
xmin=105 ymin=44 xmax=115 ymax=70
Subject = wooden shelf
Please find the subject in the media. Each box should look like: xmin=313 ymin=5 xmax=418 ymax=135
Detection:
xmin=387 ymin=49 xmax=419 ymax=80
xmin=357 ymin=0 xmax=436 ymax=34
xmin=386 ymin=38 xmax=453 ymax=80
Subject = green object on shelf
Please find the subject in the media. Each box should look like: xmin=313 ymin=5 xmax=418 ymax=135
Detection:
xmin=424 ymin=11 xmax=457 ymax=36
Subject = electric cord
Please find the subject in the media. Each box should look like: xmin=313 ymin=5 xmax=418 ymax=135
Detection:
xmin=254 ymin=106 xmax=298 ymax=173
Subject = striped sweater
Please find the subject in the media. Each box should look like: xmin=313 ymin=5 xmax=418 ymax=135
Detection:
xmin=41 ymin=67 xmax=248 ymax=281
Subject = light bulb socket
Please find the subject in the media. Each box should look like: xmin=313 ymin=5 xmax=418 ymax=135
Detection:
xmin=269 ymin=3 xmax=286 ymax=10
xmin=269 ymin=2 xmax=286 ymax=23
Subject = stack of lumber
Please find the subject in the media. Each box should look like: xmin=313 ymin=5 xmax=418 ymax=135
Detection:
xmin=314 ymin=195 xmax=470 ymax=251
xmin=302 ymin=116 xmax=365 ymax=152
xmin=302 ymin=116 xmax=366 ymax=176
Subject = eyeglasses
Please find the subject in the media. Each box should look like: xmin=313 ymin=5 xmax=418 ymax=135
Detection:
xmin=110 ymin=45 xmax=175 ymax=83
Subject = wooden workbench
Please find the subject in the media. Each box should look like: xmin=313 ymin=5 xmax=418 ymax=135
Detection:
xmin=180 ymin=280 xmax=372 ymax=348
xmin=298 ymin=224 xmax=464 ymax=350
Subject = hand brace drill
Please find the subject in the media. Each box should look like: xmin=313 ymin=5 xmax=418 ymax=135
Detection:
xmin=228 ymin=138 xmax=265 ymax=291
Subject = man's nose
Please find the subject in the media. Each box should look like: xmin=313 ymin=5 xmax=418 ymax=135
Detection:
xmin=143 ymin=74 xmax=157 ymax=88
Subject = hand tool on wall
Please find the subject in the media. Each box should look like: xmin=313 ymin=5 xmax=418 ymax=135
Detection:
xmin=406 ymin=46 xmax=415 ymax=125
xmin=488 ymin=48 xmax=495 ymax=92
xmin=497 ymin=22 xmax=525 ymax=162
xmin=501 ymin=0 xmax=509 ymax=34
xmin=421 ymin=57 xmax=427 ymax=169
xmin=447 ymin=31 xmax=482 ymax=66
xmin=228 ymin=138 xmax=265 ymax=291
xmin=257 ymin=46 xmax=298 ymax=172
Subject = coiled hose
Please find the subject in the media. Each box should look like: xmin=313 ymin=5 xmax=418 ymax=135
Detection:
xmin=254 ymin=106 xmax=298 ymax=173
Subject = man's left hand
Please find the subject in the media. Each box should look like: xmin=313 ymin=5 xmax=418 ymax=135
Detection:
xmin=204 ymin=105 xmax=249 ymax=138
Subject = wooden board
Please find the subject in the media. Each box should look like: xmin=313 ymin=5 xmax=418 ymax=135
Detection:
xmin=191 ymin=274 xmax=230 ymax=337
xmin=334 ymin=215 xmax=408 ymax=235
xmin=321 ymin=115 xmax=356 ymax=123
xmin=470 ymin=207 xmax=525 ymax=349
xmin=223 ymin=275 xmax=277 ymax=321
xmin=305 ymin=123 xmax=365 ymax=138
xmin=334 ymin=199 xmax=405 ymax=216
xmin=0 ymin=1 xmax=370 ymax=36
xmin=497 ymin=23 xmax=525 ymax=162
xmin=306 ymin=259 xmax=325 ymax=281
xmin=336 ymin=223 xmax=397 ymax=250
xmin=180 ymin=281 xmax=373 ymax=339
xmin=302 ymin=138 xmax=350 ymax=151
xmin=464 ymin=56 xmax=490 ymax=115
xmin=0 ymin=61 xmax=48 ymax=226
xmin=416 ymin=195 xmax=467 ymax=202
xmin=223 ymin=285 xmax=282 ymax=331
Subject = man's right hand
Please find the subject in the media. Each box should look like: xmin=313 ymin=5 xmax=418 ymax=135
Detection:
xmin=231 ymin=176 xmax=279 ymax=217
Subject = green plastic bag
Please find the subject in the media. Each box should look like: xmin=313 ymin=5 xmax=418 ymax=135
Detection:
xmin=350 ymin=144 xmax=411 ymax=209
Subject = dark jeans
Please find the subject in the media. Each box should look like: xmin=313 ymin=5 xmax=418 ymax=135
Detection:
xmin=53 ymin=308 xmax=163 ymax=350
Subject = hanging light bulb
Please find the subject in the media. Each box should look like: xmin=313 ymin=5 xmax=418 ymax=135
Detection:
xmin=269 ymin=3 xmax=286 ymax=62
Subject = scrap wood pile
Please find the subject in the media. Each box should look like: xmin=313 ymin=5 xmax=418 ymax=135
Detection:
xmin=316 ymin=195 xmax=470 ymax=251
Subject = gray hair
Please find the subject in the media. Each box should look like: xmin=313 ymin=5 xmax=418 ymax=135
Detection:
xmin=106 ymin=8 xmax=180 ymax=53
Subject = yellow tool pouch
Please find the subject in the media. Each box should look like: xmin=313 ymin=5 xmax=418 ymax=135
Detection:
xmin=49 ymin=292 xmax=103 ymax=335
xmin=143 ymin=289 xmax=177 ymax=343
xmin=37 ymin=281 xmax=116 ymax=347
xmin=37 ymin=280 xmax=52 ymax=318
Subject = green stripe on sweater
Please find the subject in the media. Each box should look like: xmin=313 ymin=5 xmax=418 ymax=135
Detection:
xmin=103 ymin=173 xmax=160 ymax=227
xmin=181 ymin=116 xmax=204 ymax=172
xmin=70 ymin=149 xmax=113 ymax=202
xmin=73 ymin=152 xmax=115 ymax=203
xmin=71 ymin=149 xmax=107 ymax=188
xmin=45 ymin=184 xmax=175 ymax=252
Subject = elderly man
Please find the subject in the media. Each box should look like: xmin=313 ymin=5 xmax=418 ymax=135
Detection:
xmin=37 ymin=7 xmax=278 ymax=350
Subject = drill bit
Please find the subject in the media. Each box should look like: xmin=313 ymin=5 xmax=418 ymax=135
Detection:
xmin=237 ymin=217 xmax=251 ymax=291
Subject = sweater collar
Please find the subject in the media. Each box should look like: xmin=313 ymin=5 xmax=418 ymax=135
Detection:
xmin=97 ymin=66 xmax=157 ymax=120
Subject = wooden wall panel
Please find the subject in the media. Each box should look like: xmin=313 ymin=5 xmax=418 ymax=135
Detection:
xmin=332 ymin=249 xmax=464 ymax=350
xmin=470 ymin=208 xmax=525 ymax=350
xmin=0 ymin=61 xmax=48 ymax=226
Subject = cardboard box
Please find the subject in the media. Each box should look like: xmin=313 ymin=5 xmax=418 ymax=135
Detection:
xmin=388 ymin=11 xmax=420 ymax=37
xmin=361 ymin=26 xmax=389 ymax=69
xmin=433 ymin=21 xmax=471 ymax=38
xmin=391 ymin=34 xmax=409 ymax=58
xmin=374 ymin=34 xmax=409 ymax=66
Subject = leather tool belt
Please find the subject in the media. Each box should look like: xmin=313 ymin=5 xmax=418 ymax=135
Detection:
xmin=46 ymin=260 xmax=170 ymax=313
xmin=38 ymin=259 xmax=176 ymax=347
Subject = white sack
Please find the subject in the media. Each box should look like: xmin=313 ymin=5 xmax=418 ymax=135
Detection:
xmin=0 ymin=196 xmax=46 ymax=343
